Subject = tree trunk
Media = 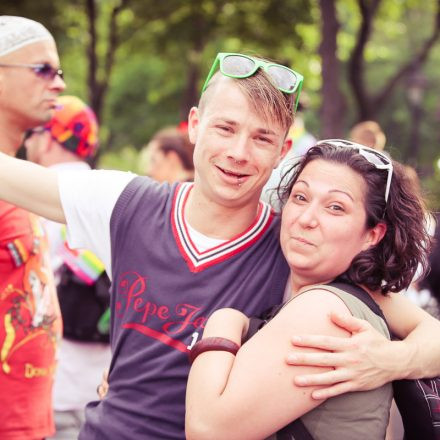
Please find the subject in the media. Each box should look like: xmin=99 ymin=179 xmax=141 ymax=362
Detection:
xmin=86 ymin=0 xmax=99 ymax=118
xmin=348 ymin=0 xmax=440 ymax=123
xmin=180 ymin=12 xmax=205 ymax=120
xmin=318 ymin=0 xmax=346 ymax=137
xmin=86 ymin=0 xmax=129 ymax=122
xmin=348 ymin=0 xmax=381 ymax=121
xmin=405 ymin=65 xmax=427 ymax=163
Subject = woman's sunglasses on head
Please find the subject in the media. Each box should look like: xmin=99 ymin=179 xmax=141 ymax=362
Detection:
xmin=202 ymin=53 xmax=304 ymax=112
xmin=0 ymin=62 xmax=64 ymax=81
xmin=316 ymin=139 xmax=393 ymax=205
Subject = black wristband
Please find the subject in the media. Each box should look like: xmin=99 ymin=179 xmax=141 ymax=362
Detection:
xmin=188 ymin=337 xmax=240 ymax=365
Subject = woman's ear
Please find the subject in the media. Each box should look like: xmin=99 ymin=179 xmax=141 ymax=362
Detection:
xmin=362 ymin=222 xmax=387 ymax=251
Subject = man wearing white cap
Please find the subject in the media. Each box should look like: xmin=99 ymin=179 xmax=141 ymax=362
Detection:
xmin=0 ymin=16 xmax=65 ymax=439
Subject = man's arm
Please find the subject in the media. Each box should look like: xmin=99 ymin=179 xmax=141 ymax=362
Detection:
xmin=286 ymin=292 xmax=440 ymax=399
xmin=0 ymin=152 xmax=65 ymax=222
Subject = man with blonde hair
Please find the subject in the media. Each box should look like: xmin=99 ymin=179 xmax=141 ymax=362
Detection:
xmin=0 ymin=15 xmax=65 ymax=439
xmin=0 ymin=51 xmax=440 ymax=439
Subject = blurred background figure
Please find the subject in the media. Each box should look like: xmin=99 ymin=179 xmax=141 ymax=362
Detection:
xmin=0 ymin=15 xmax=64 ymax=440
xmin=262 ymin=95 xmax=316 ymax=210
xmin=403 ymin=164 xmax=439 ymax=319
xmin=25 ymin=95 xmax=112 ymax=440
xmin=418 ymin=212 xmax=440 ymax=319
xmin=141 ymin=123 xmax=194 ymax=183
xmin=349 ymin=120 xmax=386 ymax=151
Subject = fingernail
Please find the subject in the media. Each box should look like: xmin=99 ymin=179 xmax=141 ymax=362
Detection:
xmin=292 ymin=336 xmax=302 ymax=343
xmin=287 ymin=354 xmax=298 ymax=362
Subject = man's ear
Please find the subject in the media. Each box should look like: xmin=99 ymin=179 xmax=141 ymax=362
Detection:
xmin=188 ymin=107 xmax=200 ymax=145
xmin=274 ymin=138 xmax=292 ymax=169
xmin=362 ymin=222 xmax=387 ymax=251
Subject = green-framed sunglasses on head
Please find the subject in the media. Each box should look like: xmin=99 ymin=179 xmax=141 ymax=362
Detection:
xmin=201 ymin=52 xmax=304 ymax=112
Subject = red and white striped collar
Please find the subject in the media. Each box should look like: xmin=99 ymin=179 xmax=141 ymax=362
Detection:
xmin=171 ymin=182 xmax=274 ymax=272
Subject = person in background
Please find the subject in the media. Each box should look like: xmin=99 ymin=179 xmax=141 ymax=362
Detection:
xmin=401 ymin=164 xmax=439 ymax=319
xmin=0 ymin=15 xmax=64 ymax=439
xmin=349 ymin=120 xmax=386 ymax=151
xmin=142 ymin=123 xmax=194 ymax=183
xmin=419 ymin=212 xmax=440 ymax=319
xmin=24 ymin=95 xmax=112 ymax=439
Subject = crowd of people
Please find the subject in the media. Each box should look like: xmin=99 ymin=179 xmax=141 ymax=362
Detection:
xmin=0 ymin=14 xmax=439 ymax=440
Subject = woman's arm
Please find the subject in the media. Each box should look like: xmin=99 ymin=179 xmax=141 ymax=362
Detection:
xmin=286 ymin=292 xmax=440 ymax=399
xmin=185 ymin=290 xmax=352 ymax=440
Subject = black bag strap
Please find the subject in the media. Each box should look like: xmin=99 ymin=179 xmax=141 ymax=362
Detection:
xmin=277 ymin=418 xmax=314 ymax=440
xmin=328 ymin=279 xmax=398 ymax=340
xmin=329 ymin=280 xmax=387 ymax=323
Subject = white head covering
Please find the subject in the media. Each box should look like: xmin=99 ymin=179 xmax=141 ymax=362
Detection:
xmin=0 ymin=16 xmax=54 ymax=57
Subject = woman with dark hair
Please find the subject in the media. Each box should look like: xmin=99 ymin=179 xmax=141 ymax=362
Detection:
xmin=185 ymin=139 xmax=434 ymax=439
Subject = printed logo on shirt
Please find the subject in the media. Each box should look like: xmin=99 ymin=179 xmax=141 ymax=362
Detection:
xmin=1 ymin=215 xmax=61 ymax=377
xmin=115 ymin=270 xmax=206 ymax=352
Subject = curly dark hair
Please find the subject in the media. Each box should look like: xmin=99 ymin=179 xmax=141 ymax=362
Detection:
xmin=277 ymin=143 xmax=432 ymax=294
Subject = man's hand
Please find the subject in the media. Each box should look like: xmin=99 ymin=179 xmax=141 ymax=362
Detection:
xmin=286 ymin=312 xmax=398 ymax=400
xmin=97 ymin=368 xmax=109 ymax=400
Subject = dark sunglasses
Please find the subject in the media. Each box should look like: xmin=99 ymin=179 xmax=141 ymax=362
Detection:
xmin=0 ymin=62 xmax=64 ymax=81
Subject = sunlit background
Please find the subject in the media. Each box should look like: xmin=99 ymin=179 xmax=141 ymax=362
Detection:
xmin=4 ymin=0 xmax=440 ymax=207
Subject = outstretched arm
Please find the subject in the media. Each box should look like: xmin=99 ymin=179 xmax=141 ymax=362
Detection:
xmin=185 ymin=291 xmax=351 ymax=440
xmin=287 ymin=292 xmax=440 ymax=399
xmin=0 ymin=152 xmax=64 ymax=222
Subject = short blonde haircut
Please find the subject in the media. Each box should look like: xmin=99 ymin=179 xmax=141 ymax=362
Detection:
xmin=199 ymin=69 xmax=294 ymax=134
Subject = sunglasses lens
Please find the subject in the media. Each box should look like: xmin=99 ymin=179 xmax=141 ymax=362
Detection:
xmin=359 ymin=149 xmax=390 ymax=168
xmin=35 ymin=64 xmax=54 ymax=79
xmin=222 ymin=55 xmax=255 ymax=77
xmin=267 ymin=65 xmax=298 ymax=92
xmin=34 ymin=64 xmax=63 ymax=80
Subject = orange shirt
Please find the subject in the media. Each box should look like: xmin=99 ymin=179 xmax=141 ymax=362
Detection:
xmin=0 ymin=201 xmax=62 ymax=440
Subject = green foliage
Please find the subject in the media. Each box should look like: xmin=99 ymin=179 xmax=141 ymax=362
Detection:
xmin=98 ymin=145 xmax=142 ymax=173
xmin=4 ymin=0 xmax=440 ymax=206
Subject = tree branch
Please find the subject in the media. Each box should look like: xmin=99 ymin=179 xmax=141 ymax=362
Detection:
xmin=86 ymin=0 xmax=98 ymax=114
xmin=319 ymin=0 xmax=346 ymax=137
xmin=348 ymin=0 xmax=382 ymax=120
xmin=373 ymin=0 xmax=440 ymax=110
xmin=91 ymin=0 xmax=130 ymax=121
